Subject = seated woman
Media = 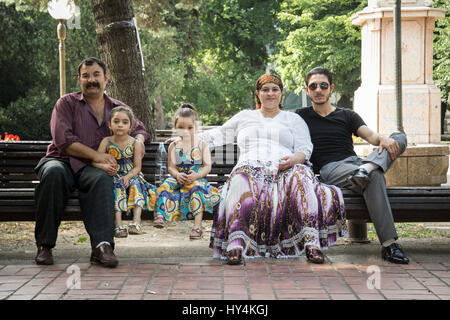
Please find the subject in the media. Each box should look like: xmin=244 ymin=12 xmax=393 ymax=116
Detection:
xmin=200 ymin=74 xmax=348 ymax=265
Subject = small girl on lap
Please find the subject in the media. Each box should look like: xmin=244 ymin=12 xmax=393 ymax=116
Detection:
xmin=96 ymin=106 xmax=156 ymax=237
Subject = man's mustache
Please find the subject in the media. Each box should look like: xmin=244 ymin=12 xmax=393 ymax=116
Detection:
xmin=85 ymin=82 xmax=100 ymax=89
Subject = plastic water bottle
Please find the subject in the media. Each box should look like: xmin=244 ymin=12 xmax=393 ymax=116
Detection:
xmin=155 ymin=142 xmax=168 ymax=186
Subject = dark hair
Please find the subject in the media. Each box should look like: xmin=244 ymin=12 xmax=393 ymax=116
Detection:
xmin=109 ymin=105 xmax=134 ymax=128
xmin=305 ymin=67 xmax=333 ymax=85
xmin=174 ymin=103 xmax=198 ymax=127
xmin=77 ymin=57 xmax=107 ymax=76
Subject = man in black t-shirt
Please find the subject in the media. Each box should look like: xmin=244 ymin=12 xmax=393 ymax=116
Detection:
xmin=297 ymin=106 xmax=366 ymax=174
xmin=296 ymin=67 xmax=409 ymax=264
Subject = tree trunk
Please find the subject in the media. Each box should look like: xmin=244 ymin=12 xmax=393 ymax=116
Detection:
xmin=154 ymin=95 xmax=165 ymax=130
xmin=337 ymin=94 xmax=353 ymax=110
xmin=91 ymin=0 xmax=154 ymax=140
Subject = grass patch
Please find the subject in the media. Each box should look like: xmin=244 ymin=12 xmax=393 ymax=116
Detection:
xmin=367 ymin=223 xmax=450 ymax=240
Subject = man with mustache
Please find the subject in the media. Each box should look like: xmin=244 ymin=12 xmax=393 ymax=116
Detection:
xmin=34 ymin=57 xmax=149 ymax=267
xmin=296 ymin=67 xmax=409 ymax=264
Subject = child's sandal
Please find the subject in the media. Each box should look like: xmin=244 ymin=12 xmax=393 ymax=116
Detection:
xmin=114 ymin=226 xmax=128 ymax=238
xmin=128 ymin=222 xmax=142 ymax=235
xmin=189 ymin=228 xmax=202 ymax=240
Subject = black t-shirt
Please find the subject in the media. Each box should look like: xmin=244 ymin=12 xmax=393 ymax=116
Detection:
xmin=296 ymin=106 xmax=366 ymax=173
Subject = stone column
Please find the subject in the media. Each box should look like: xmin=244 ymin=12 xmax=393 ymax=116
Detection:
xmin=351 ymin=0 xmax=448 ymax=187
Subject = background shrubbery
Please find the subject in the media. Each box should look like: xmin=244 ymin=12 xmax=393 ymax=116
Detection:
xmin=1 ymin=0 xmax=448 ymax=140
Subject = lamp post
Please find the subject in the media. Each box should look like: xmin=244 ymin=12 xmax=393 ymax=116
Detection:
xmin=48 ymin=0 xmax=75 ymax=97
xmin=393 ymin=0 xmax=404 ymax=134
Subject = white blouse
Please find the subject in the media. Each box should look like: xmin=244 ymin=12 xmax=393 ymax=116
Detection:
xmin=199 ymin=109 xmax=313 ymax=166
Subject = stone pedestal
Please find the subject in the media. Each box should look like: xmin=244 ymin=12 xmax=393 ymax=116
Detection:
xmin=350 ymin=0 xmax=448 ymax=185
xmin=350 ymin=1 xmax=445 ymax=144
xmin=355 ymin=144 xmax=449 ymax=186
xmin=348 ymin=1 xmax=447 ymax=243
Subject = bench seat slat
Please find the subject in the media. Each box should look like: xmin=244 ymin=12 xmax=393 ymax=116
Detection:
xmin=0 ymin=168 xmax=36 ymax=174
xmin=0 ymin=174 xmax=39 ymax=182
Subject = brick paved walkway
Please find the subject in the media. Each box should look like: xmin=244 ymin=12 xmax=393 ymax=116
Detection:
xmin=1 ymin=257 xmax=449 ymax=301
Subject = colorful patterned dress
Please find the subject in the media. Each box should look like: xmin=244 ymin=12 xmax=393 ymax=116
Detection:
xmin=106 ymin=139 xmax=157 ymax=214
xmin=155 ymin=141 xmax=221 ymax=221
xmin=200 ymin=110 xmax=348 ymax=260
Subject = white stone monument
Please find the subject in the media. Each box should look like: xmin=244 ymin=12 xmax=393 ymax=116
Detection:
xmin=351 ymin=0 xmax=448 ymax=186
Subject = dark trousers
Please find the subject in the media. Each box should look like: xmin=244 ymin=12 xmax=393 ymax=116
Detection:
xmin=34 ymin=158 xmax=115 ymax=249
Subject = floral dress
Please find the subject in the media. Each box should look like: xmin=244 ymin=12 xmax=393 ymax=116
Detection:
xmin=107 ymin=139 xmax=157 ymax=214
xmin=155 ymin=141 xmax=221 ymax=221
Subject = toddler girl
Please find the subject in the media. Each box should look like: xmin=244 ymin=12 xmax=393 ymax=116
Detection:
xmin=96 ymin=106 xmax=157 ymax=237
xmin=155 ymin=104 xmax=220 ymax=239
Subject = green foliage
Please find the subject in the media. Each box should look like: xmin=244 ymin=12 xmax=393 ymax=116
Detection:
xmin=0 ymin=0 xmax=98 ymax=139
xmin=0 ymin=2 xmax=39 ymax=106
xmin=367 ymin=223 xmax=450 ymax=240
xmin=180 ymin=0 xmax=282 ymax=124
xmin=77 ymin=236 xmax=87 ymax=243
xmin=136 ymin=0 xmax=281 ymax=126
xmin=202 ymin=0 xmax=282 ymax=69
xmin=180 ymin=50 xmax=257 ymax=123
xmin=273 ymin=0 xmax=366 ymax=103
xmin=134 ymin=0 xmax=203 ymax=68
xmin=134 ymin=0 xmax=203 ymax=126
xmin=2 ymin=0 xmax=449 ymax=137
xmin=139 ymin=27 xmax=186 ymax=126
xmin=433 ymin=0 xmax=449 ymax=106
xmin=0 ymin=88 xmax=56 ymax=140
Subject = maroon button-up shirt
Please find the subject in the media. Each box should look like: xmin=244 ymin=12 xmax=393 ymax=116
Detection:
xmin=45 ymin=91 xmax=150 ymax=173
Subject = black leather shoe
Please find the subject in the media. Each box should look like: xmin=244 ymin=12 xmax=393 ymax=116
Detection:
xmin=90 ymin=243 xmax=119 ymax=268
xmin=382 ymin=243 xmax=409 ymax=264
xmin=346 ymin=168 xmax=370 ymax=192
xmin=35 ymin=245 xmax=54 ymax=265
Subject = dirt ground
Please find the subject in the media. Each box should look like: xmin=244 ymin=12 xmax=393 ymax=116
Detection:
xmin=1 ymin=220 xmax=450 ymax=264
xmin=1 ymin=220 xmax=448 ymax=258
xmin=0 ymin=220 xmax=213 ymax=251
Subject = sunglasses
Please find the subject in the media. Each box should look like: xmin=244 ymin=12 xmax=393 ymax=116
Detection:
xmin=308 ymin=82 xmax=330 ymax=91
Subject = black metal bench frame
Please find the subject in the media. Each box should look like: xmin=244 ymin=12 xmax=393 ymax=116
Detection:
xmin=1 ymin=141 xmax=450 ymax=242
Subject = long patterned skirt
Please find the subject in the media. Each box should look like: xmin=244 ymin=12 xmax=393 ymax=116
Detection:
xmin=156 ymin=177 xmax=221 ymax=221
xmin=113 ymin=173 xmax=157 ymax=214
xmin=209 ymin=161 xmax=347 ymax=260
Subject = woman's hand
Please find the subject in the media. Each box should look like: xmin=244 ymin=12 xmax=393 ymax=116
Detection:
xmin=278 ymin=156 xmax=294 ymax=171
xmin=278 ymin=152 xmax=306 ymax=171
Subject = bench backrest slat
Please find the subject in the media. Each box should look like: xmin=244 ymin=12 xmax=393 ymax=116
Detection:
xmin=1 ymin=141 xmax=238 ymax=188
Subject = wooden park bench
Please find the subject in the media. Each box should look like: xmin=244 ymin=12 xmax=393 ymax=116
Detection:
xmin=1 ymin=140 xmax=450 ymax=242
